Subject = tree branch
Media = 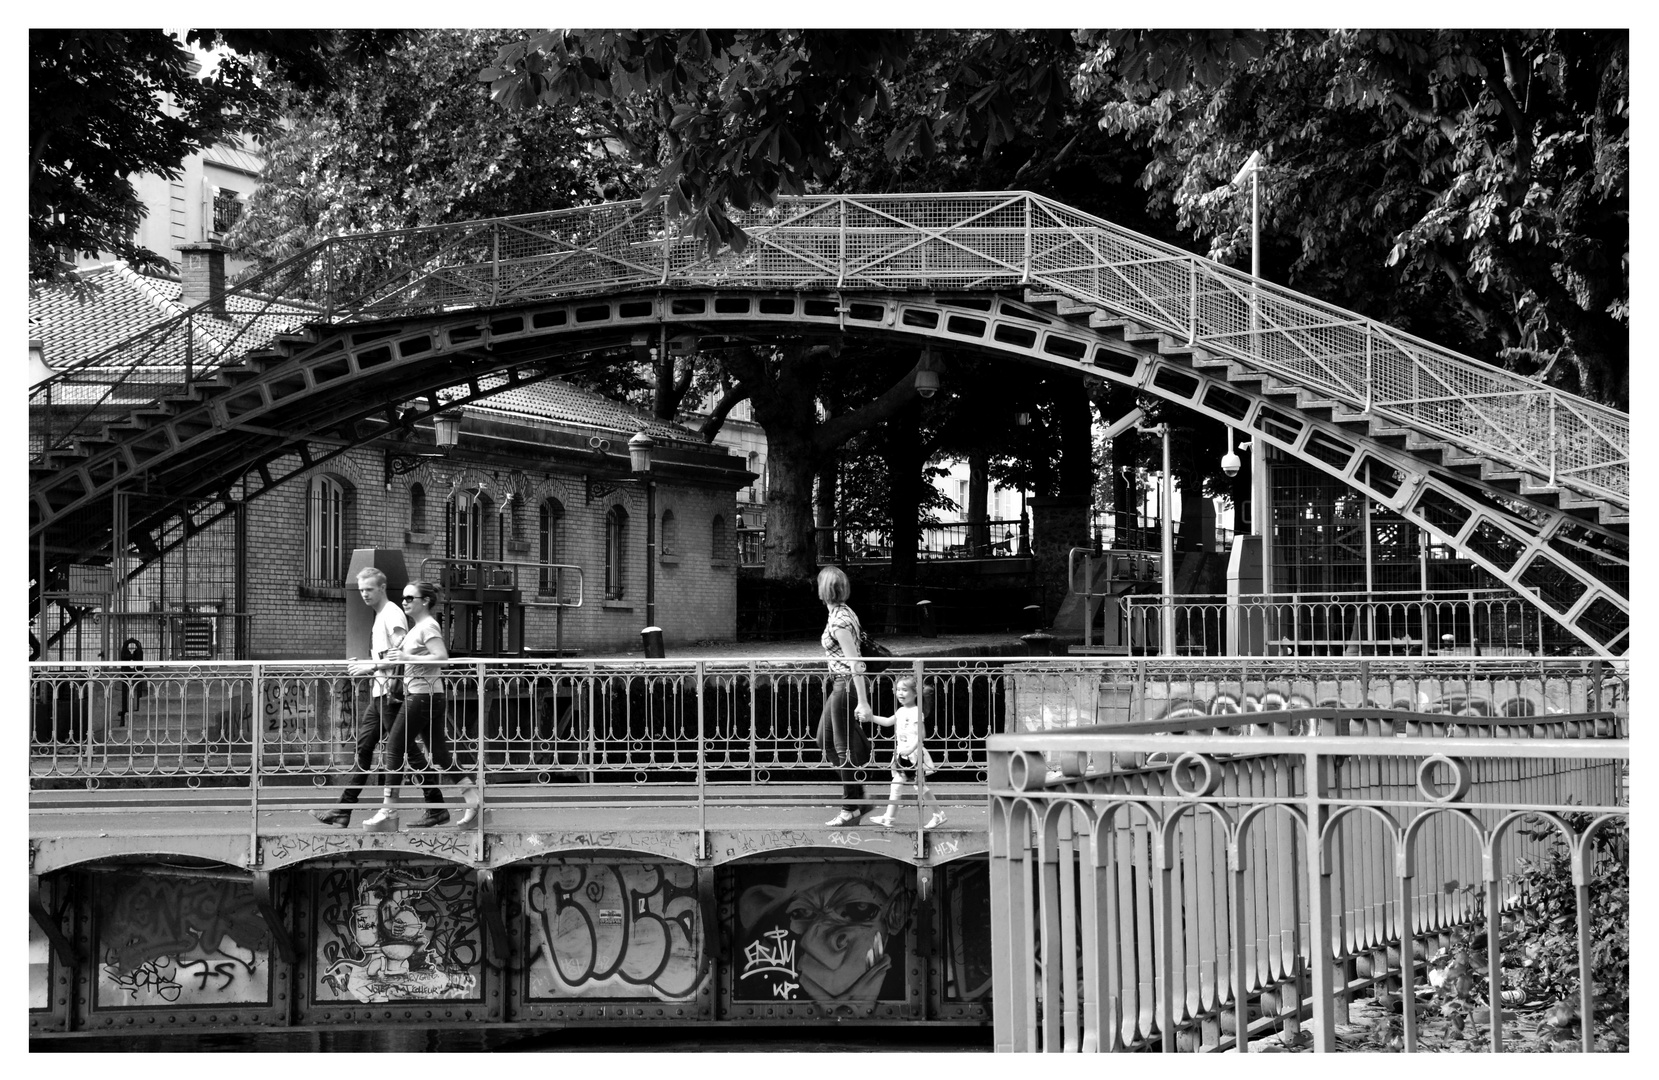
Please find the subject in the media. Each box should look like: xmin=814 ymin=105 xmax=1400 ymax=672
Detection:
xmin=813 ymin=358 xmax=923 ymax=451
xmin=697 ymin=385 xmax=752 ymax=443
xmin=1482 ymin=48 xmax=1533 ymax=177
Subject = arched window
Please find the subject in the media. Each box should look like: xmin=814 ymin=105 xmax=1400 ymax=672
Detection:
xmin=409 ymin=482 xmax=426 ymax=533
xmin=660 ymin=508 xmax=677 ymax=557
xmin=306 ymin=475 xmax=348 ymax=587
xmin=539 ymin=498 xmax=564 ymax=595
xmin=712 ymin=514 xmax=729 ymax=560
xmin=604 ymin=505 xmax=629 ymax=600
xmin=448 ymin=491 xmax=495 ymax=582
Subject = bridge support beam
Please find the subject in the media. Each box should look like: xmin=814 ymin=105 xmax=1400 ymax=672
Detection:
xmin=29 ymin=873 xmax=81 ymax=968
xmin=476 ymin=868 xmax=511 ymax=968
xmin=251 ymin=870 xmax=298 ymax=965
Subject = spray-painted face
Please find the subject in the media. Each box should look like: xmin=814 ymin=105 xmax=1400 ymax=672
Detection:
xmin=781 ymin=877 xmax=911 ymax=1002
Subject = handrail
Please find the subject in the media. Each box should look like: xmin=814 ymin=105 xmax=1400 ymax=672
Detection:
xmin=30 ymin=193 xmax=1627 ymax=508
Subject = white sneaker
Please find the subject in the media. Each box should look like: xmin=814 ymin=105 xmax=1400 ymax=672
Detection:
xmin=454 ymin=807 xmax=478 ymax=827
xmin=362 ymin=806 xmax=399 ymax=830
xmin=824 ymin=809 xmax=860 ymax=827
xmin=868 ymin=814 xmax=895 ymax=828
xmin=924 ymin=812 xmax=948 ymax=830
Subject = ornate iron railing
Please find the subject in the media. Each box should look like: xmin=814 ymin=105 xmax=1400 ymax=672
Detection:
xmin=31 ymin=194 xmax=1627 ymax=509
xmin=1119 ymin=589 xmax=1545 ymax=657
xmin=986 ymin=717 xmax=1628 ymax=1052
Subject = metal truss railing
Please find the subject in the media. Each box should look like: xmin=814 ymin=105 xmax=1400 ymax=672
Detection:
xmin=30 ymin=193 xmax=1627 ymax=510
xmin=30 ymin=653 xmax=1622 ymax=799
xmin=986 ymin=716 xmax=1628 ymax=1052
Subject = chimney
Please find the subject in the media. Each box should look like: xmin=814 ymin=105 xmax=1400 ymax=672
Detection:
xmin=175 ymin=240 xmax=229 ymax=318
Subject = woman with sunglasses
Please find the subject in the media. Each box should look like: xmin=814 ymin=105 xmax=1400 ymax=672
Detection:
xmin=362 ymin=580 xmax=476 ymax=828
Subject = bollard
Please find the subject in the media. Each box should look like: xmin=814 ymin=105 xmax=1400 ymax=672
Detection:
xmin=916 ymin=599 xmax=937 ymax=638
xmin=1020 ymin=632 xmax=1057 ymax=657
xmin=1022 ymin=604 xmax=1043 ymax=632
xmin=640 ymin=625 xmax=666 ymax=659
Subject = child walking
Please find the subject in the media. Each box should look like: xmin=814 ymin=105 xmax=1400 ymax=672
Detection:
xmin=867 ymin=675 xmax=946 ymax=829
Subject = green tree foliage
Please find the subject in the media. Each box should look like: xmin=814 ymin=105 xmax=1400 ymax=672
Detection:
xmin=232 ymin=29 xmax=646 ymax=264
xmin=29 ymin=29 xmax=399 ymax=284
xmin=1076 ymin=29 xmax=1629 ymax=407
xmin=481 ymin=30 xmax=914 ymax=254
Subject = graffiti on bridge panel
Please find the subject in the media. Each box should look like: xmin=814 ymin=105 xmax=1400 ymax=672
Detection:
xmin=94 ymin=874 xmax=271 ymax=1008
xmin=314 ymin=867 xmax=481 ymax=1004
xmin=525 ymin=862 xmax=705 ymax=999
xmin=732 ymin=861 xmax=915 ymax=1018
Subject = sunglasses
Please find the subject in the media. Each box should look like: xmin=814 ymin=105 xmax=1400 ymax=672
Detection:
xmin=400 ymin=595 xmax=424 ymax=604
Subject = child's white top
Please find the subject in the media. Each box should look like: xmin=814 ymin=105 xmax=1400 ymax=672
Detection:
xmin=891 ymin=704 xmax=921 ymax=756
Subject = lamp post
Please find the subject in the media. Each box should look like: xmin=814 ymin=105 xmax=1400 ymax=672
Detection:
xmin=628 ymin=431 xmax=659 ymax=641
xmin=1232 ymin=150 xmax=1273 ymax=634
xmin=1150 ymin=423 xmax=1175 ymax=656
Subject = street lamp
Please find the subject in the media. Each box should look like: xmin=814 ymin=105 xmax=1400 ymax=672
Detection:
xmin=434 ymin=412 xmax=463 ymax=450
xmin=1137 ymin=420 xmax=1177 ymax=657
xmin=1232 ymin=150 xmax=1273 ymax=622
xmin=628 ymin=432 xmax=663 ymax=651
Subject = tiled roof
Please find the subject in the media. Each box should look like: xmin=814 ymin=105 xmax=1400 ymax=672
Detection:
xmin=28 ymin=263 xmax=320 ymax=404
xmin=469 ymin=375 xmax=704 ymax=446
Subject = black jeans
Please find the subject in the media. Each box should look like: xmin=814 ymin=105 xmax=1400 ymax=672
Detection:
xmin=335 ymin=692 xmax=397 ymax=803
xmin=384 ymin=692 xmax=452 ymax=804
xmin=818 ymin=677 xmax=869 ymax=813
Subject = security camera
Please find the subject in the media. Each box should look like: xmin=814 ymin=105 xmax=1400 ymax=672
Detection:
xmin=1220 ymin=450 xmax=1242 ymax=478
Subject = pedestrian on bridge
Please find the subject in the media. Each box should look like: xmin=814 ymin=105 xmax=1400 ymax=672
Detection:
xmin=315 ymin=567 xmax=407 ymax=828
xmin=817 ymin=566 xmax=875 ymax=827
xmin=367 ymin=580 xmax=477 ymax=829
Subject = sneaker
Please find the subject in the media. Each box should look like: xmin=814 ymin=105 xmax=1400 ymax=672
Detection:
xmin=362 ymin=806 xmax=399 ymax=830
xmin=824 ymin=809 xmax=860 ymax=827
xmin=868 ymin=814 xmax=895 ymax=828
xmin=312 ymin=808 xmax=352 ymax=828
xmin=924 ymin=811 xmax=948 ymax=830
xmin=409 ymin=808 xmax=451 ymax=828
xmin=454 ymin=807 xmax=478 ymax=828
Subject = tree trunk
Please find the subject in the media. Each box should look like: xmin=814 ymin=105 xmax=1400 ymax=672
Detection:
xmin=886 ymin=396 xmax=924 ymax=589
xmin=1057 ymin=380 xmax=1093 ymax=502
xmin=762 ymin=434 xmax=822 ymax=579
xmin=967 ymin=448 xmax=989 ymax=555
xmin=814 ymin=453 xmax=839 ymax=561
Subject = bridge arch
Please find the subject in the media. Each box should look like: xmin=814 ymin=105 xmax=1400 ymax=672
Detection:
xmin=32 ymin=192 xmax=1628 ymax=653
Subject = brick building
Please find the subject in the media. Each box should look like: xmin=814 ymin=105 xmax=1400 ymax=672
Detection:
xmin=29 ymin=262 xmax=753 ymax=660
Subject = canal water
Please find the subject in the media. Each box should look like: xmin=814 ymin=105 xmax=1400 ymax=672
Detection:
xmin=33 ymin=1025 xmax=993 ymax=1052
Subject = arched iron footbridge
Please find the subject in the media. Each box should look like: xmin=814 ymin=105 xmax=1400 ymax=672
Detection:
xmin=29 ymin=193 xmax=1628 ymax=653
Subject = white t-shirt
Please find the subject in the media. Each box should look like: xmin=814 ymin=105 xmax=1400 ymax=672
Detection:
xmin=890 ymin=704 xmax=921 ymax=757
xmin=400 ymin=616 xmax=446 ymax=695
xmin=369 ymin=602 xmax=409 ymax=699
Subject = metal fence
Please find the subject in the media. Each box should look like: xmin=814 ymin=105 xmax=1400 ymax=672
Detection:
xmin=1120 ymin=590 xmax=1544 ymax=657
xmin=986 ymin=716 xmax=1627 ymax=1052
xmin=29 ymin=654 xmax=1621 ymax=792
xmin=30 ymin=193 xmax=1626 ymax=509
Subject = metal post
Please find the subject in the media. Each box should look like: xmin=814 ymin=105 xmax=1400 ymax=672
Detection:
xmin=491 ymin=222 xmax=501 ymax=306
xmin=475 ymin=659 xmax=487 ymax=837
xmin=249 ymin=662 xmax=262 ymax=866
xmin=1305 ymin=748 xmax=1337 ymax=1051
xmin=645 ymin=475 xmax=657 ymax=629
xmin=1159 ymin=425 xmax=1175 ymax=656
xmin=1022 ymin=197 xmax=1032 ymax=283
xmin=695 ymin=661 xmax=707 ymax=858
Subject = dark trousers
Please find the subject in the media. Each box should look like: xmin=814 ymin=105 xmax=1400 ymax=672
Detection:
xmin=336 ymin=693 xmax=397 ymax=803
xmin=384 ymin=692 xmax=453 ymax=804
xmin=818 ymin=678 xmax=868 ymax=812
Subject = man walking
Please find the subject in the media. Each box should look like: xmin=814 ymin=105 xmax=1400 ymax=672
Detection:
xmin=314 ymin=567 xmax=408 ymax=827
